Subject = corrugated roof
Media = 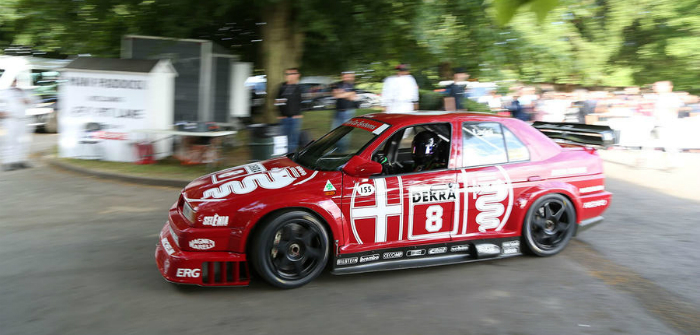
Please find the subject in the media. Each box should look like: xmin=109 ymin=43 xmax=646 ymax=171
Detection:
xmin=63 ymin=57 xmax=159 ymax=73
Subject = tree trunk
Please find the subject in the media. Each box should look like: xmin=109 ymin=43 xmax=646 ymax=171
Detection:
xmin=261 ymin=0 xmax=305 ymax=124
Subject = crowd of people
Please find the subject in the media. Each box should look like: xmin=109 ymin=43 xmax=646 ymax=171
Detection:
xmin=275 ymin=61 xmax=699 ymax=159
xmin=275 ymin=63 xmax=423 ymax=153
xmin=485 ymin=82 xmax=700 ymax=125
xmin=4 ymin=60 xmax=697 ymax=170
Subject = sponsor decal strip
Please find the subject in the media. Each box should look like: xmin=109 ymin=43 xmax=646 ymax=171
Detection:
xmin=334 ymin=239 xmax=520 ymax=267
xmin=580 ymin=185 xmax=605 ymax=194
xmin=202 ymin=214 xmax=229 ymax=227
xmin=551 ymin=167 xmax=588 ymax=177
xmin=343 ymin=119 xmax=388 ymax=133
xmin=583 ymin=200 xmax=608 ymax=208
xmin=189 ymin=238 xmax=215 ymax=250
xmin=176 ymin=268 xmax=201 ymax=278
xmin=161 ymin=238 xmax=175 ymax=255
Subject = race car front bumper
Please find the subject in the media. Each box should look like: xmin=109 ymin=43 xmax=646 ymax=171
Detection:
xmin=155 ymin=223 xmax=250 ymax=286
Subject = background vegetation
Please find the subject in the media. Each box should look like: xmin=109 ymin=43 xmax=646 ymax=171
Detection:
xmin=2 ymin=0 xmax=698 ymax=119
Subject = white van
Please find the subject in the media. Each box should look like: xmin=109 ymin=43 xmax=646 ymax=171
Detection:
xmin=0 ymin=56 xmax=71 ymax=132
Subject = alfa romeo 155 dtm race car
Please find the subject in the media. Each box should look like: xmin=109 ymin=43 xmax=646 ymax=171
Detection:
xmin=156 ymin=112 xmax=614 ymax=289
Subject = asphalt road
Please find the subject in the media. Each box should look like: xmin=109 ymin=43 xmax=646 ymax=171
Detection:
xmin=0 ymin=134 xmax=698 ymax=335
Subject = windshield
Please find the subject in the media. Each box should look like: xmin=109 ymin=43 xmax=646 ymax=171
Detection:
xmin=294 ymin=123 xmax=385 ymax=170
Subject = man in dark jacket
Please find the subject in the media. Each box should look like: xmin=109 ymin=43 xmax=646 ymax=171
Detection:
xmin=444 ymin=67 xmax=468 ymax=111
xmin=276 ymin=68 xmax=303 ymax=153
xmin=331 ymin=71 xmax=358 ymax=153
xmin=508 ymin=96 xmax=529 ymax=121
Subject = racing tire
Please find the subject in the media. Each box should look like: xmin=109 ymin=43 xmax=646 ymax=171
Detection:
xmin=521 ymin=194 xmax=576 ymax=257
xmin=251 ymin=211 xmax=330 ymax=289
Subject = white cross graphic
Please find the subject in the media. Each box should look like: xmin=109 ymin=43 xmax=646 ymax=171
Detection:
xmin=350 ymin=177 xmax=403 ymax=243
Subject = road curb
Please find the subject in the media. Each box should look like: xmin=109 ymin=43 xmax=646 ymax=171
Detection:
xmin=46 ymin=157 xmax=190 ymax=188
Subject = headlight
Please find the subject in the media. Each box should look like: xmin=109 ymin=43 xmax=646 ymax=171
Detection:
xmin=182 ymin=201 xmax=196 ymax=223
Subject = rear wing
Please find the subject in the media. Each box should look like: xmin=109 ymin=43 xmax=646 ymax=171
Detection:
xmin=532 ymin=122 xmax=617 ymax=148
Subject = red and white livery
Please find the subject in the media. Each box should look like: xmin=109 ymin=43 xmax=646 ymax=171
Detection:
xmin=156 ymin=112 xmax=613 ymax=288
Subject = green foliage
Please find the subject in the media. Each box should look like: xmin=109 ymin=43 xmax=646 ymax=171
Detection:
xmin=501 ymin=0 xmax=700 ymax=92
xmin=494 ymin=0 xmax=558 ymax=25
xmin=418 ymin=89 xmax=444 ymax=111
xmin=464 ymin=99 xmax=493 ymax=113
xmin=2 ymin=0 xmax=699 ymax=94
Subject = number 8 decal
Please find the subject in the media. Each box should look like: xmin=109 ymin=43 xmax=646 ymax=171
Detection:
xmin=425 ymin=205 xmax=443 ymax=232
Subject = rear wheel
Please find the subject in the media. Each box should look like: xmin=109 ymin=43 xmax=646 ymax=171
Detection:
xmin=251 ymin=211 xmax=329 ymax=289
xmin=522 ymin=194 xmax=576 ymax=256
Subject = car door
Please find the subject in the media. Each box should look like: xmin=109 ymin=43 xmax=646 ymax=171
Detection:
xmin=341 ymin=122 xmax=458 ymax=254
xmin=454 ymin=121 xmax=532 ymax=239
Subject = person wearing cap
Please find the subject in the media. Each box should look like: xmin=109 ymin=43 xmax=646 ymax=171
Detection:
xmin=444 ymin=67 xmax=469 ymax=111
xmin=381 ymin=64 xmax=419 ymax=113
xmin=0 ymin=78 xmax=37 ymax=171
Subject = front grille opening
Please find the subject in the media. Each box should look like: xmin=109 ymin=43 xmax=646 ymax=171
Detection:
xmin=202 ymin=262 xmax=209 ymax=283
xmin=239 ymin=261 xmax=249 ymax=281
xmin=202 ymin=261 xmax=249 ymax=284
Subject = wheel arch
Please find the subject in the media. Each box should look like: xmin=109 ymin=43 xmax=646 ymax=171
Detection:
xmin=513 ymin=181 xmax=582 ymax=235
xmin=240 ymin=201 xmax=342 ymax=255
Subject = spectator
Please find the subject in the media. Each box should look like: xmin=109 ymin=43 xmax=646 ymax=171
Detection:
xmin=487 ymin=90 xmax=502 ymax=111
xmin=650 ymin=80 xmax=682 ymax=167
xmin=331 ymin=71 xmax=358 ymax=130
xmin=518 ymin=87 xmax=539 ymax=120
xmin=276 ymin=68 xmax=303 ymax=153
xmin=508 ymin=96 xmax=529 ymax=121
xmin=444 ymin=67 xmax=468 ymax=111
xmin=0 ymin=78 xmax=36 ymax=171
xmin=569 ymin=90 xmax=595 ymax=124
xmin=381 ymin=64 xmax=419 ymax=113
xmin=331 ymin=71 xmax=358 ymax=153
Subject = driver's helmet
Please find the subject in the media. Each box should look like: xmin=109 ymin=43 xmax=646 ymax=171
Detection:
xmin=411 ymin=131 xmax=440 ymax=164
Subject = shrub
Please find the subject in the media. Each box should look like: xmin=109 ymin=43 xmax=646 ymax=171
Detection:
xmin=464 ymin=99 xmax=493 ymax=113
xmin=419 ymin=90 xmax=444 ymax=110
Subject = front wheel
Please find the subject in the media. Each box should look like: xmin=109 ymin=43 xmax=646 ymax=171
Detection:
xmin=250 ymin=211 xmax=329 ymax=289
xmin=522 ymin=194 xmax=576 ymax=256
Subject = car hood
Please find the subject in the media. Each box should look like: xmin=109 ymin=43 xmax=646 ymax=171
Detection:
xmin=182 ymin=156 xmax=314 ymax=204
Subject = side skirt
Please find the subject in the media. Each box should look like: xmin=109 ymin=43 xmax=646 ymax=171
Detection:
xmin=331 ymin=237 xmax=522 ymax=275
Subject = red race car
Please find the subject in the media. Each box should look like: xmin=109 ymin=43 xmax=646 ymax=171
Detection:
xmin=155 ymin=113 xmax=614 ymax=289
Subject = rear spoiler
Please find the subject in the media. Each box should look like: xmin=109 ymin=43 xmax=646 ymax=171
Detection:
xmin=532 ymin=122 xmax=617 ymax=148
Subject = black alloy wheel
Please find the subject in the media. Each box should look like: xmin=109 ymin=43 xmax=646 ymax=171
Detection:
xmin=522 ymin=194 xmax=576 ymax=256
xmin=251 ymin=211 xmax=329 ymax=289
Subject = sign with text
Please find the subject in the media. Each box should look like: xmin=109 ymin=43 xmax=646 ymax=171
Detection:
xmin=59 ymin=71 xmax=150 ymax=161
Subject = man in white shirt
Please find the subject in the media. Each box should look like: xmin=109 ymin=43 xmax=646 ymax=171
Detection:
xmin=650 ymin=81 xmax=683 ymax=168
xmin=0 ymin=78 xmax=36 ymax=171
xmin=381 ymin=64 xmax=419 ymax=113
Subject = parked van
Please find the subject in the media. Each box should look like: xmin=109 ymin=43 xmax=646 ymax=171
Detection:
xmin=0 ymin=56 xmax=71 ymax=132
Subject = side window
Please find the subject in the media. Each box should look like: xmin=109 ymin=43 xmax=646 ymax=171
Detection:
xmin=461 ymin=122 xmax=507 ymax=167
xmin=461 ymin=122 xmax=531 ymax=167
xmin=503 ymin=127 xmax=530 ymax=162
xmin=373 ymin=123 xmax=451 ymax=175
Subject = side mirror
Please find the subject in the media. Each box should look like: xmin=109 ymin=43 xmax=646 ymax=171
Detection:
xmin=342 ymin=155 xmax=382 ymax=178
